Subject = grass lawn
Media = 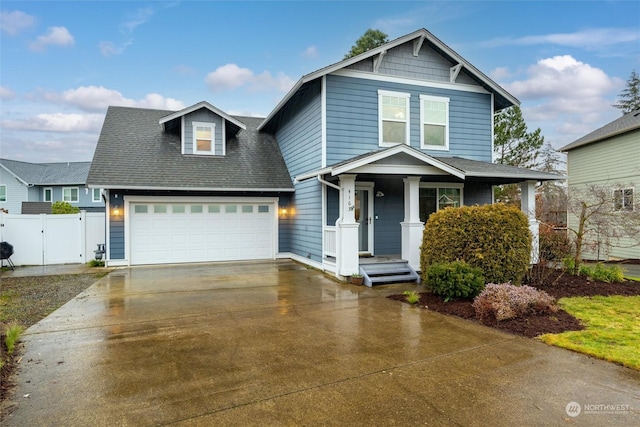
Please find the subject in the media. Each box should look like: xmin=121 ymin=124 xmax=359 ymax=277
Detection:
xmin=539 ymin=295 xmax=640 ymax=370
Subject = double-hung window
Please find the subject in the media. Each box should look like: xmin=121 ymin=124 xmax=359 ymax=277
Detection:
xmin=63 ymin=187 xmax=79 ymax=203
xmin=420 ymin=95 xmax=449 ymax=150
xmin=0 ymin=185 xmax=6 ymax=203
xmin=193 ymin=122 xmax=215 ymax=154
xmin=614 ymin=188 xmax=634 ymax=211
xmin=44 ymin=187 xmax=52 ymax=202
xmin=92 ymin=188 xmax=102 ymax=203
xmin=378 ymin=90 xmax=410 ymax=146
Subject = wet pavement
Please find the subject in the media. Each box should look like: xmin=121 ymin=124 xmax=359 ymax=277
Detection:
xmin=3 ymin=260 xmax=639 ymax=426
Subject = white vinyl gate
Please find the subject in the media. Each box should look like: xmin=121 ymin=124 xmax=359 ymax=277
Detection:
xmin=0 ymin=212 xmax=105 ymax=266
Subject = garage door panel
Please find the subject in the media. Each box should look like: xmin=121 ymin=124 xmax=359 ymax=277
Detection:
xmin=131 ymin=201 xmax=275 ymax=265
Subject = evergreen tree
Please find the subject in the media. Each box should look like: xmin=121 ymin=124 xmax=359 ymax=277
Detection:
xmin=344 ymin=29 xmax=388 ymax=59
xmin=613 ymin=70 xmax=640 ymax=114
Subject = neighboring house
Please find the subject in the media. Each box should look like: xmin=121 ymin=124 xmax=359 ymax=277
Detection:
xmin=560 ymin=109 xmax=640 ymax=260
xmin=0 ymin=159 xmax=105 ymax=214
xmin=87 ymin=28 xmax=559 ymax=283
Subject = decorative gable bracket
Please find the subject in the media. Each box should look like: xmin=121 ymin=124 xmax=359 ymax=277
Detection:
xmin=413 ymin=35 xmax=425 ymax=57
xmin=373 ymin=50 xmax=387 ymax=73
xmin=450 ymin=64 xmax=462 ymax=83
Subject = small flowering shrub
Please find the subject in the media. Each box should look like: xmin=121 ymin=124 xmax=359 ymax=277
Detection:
xmin=472 ymin=283 xmax=558 ymax=324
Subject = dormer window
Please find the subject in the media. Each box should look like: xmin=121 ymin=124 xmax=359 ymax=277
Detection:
xmin=194 ymin=122 xmax=216 ymax=154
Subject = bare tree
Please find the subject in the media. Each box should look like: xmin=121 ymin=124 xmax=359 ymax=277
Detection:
xmin=567 ymin=183 xmax=640 ymax=273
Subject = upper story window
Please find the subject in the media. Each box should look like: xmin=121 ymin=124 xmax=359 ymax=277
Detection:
xmin=44 ymin=187 xmax=52 ymax=202
xmin=63 ymin=187 xmax=79 ymax=203
xmin=193 ymin=122 xmax=216 ymax=154
xmin=614 ymin=188 xmax=634 ymax=211
xmin=92 ymin=188 xmax=102 ymax=203
xmin=0 ymin=185 xmax=6 ymax=203
xmin=420 ymin=95 xmax=449 ymax=150
xmin=378 ymin=90 xmax=410 ymax=147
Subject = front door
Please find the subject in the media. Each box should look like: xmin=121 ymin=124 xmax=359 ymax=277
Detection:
xmin=355 ymin=184 xmax=374 ymax=255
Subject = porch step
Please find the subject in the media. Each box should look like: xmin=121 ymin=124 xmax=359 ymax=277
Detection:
xmin=359 ymin=260 xmax=420 ymax=287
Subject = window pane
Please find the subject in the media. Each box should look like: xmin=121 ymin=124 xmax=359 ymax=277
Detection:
xmin=154 ymin=205 xmax=167 ymax=213
xmin=44 ymin=189 xmax=52 ymax=202
xmin=225 ymin=205 xmax=237 ymax=213
xmin=0 ymin=185 xmax=6 ymax=202
xmin=208 ymin=205 xmax=220 ymax=213
xmin=242 ymin=205 xmax=253 ymax=213
xmin=424 ymin=124 xmax=445 ymax=146
xmin=438 ymin=188 xmax=460 ymax=209
xmin=383 ymin=121 xmax=406 ymax=144
xmin=419 ymin=188 xmax=437 ymax=223
xmin=624 ymin=189 xmax=634 ymax=211
xmin=191 ymin=205 xmax=203 ymax=213
xmin=196 ymin=126 xmax=211 ymax=139
xmin=134 ymin=205 xmax=148 ymax=213
xmin=258 ymin=205 xmax=269 ymax=213
xmin=172 ymin=205 xmax=185 ymax=213
xmin=196 ymin=139 xmax=211 ymax=151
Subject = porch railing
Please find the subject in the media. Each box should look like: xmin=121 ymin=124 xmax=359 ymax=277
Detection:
xmin=323 ymin=226 xmax=337 ymax=257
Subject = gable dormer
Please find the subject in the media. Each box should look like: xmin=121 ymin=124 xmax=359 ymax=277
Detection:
xmin=159 ymin=101 xmax=246 ymax=156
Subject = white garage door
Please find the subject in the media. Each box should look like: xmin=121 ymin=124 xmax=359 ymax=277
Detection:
xmin=130 ymin=201 xmax=275 ymax=265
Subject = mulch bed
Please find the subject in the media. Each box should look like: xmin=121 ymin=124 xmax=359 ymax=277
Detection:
xmin=388 ymin=267 xmax=640 ymax=338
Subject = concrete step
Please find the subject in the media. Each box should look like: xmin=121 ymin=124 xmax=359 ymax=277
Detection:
xmin=359 ymin=261 xmax=420 ymax=287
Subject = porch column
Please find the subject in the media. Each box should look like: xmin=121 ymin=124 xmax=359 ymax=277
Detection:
xmin=401 ymin=176 xmax=423 ymax=271
xmin=521 ymin=180 xmax=540 ymax=264
xmin=337 ymin=174 xmax=359 ymax=276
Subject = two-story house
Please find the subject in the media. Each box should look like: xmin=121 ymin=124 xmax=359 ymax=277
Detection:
xmin=560 ymin=109 xmax=640 ymax=260
xmin=0 ymin=158 xmax=105 ymax=214
xmin=87 ymin=28 xmax=558 ymax=284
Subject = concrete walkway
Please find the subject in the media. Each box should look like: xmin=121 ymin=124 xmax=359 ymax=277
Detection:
xmin=2 ymin=260 xmax=639 ymax=426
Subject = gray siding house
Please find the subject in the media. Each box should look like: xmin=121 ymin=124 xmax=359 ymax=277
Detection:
xmin=0 ymin=159 xmax=105 ymax=214
xmin=560 ymin=109 xmax=640 ymax=260
xmin=88 ymin=28 xmax=558 ymax=283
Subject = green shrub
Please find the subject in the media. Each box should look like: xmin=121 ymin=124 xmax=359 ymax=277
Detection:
xmin=52 ymin=201 xmax=80 ymax=214
xmin=421 ymin=204 xmax=531 ymax=285
xmin=472 ymin=283 xmax=557 ymax=324
xmin=424 ymin=261 xmax=485 ymax=301
xmin=579 ymin=263 xmax=625 ymax=283
xmin=87 ymin=259 xmax=105 ymax=267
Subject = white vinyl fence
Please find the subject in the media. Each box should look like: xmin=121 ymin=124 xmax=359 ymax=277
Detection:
xmin=0 ymin=212 xmax=105 ymax=267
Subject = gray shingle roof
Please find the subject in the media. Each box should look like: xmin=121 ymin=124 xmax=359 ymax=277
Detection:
xmin=87 ymin=106 xmax=293 ymax=191
xmin=434 ymin=156 xmax=562 ymax=181
xmin=560 ymin=109 xmax=640 ymax=151
xmin=0 ymin=158 xmax=91 ymax=185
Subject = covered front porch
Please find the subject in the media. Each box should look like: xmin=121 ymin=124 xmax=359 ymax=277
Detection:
xmin=296 ymin=145 xmax=560 ymax=285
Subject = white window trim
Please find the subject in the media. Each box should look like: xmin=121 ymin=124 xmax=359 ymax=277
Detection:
xmin=0 ymin=184 xmax=6 ymax=203
xmin=92 ymin=188 xmax=102 ymax=203
xmin=43 ymin=187 xmax=53 ymax=202
xmin=63 ymin=187 xmax=79 ymax=203
xmin=419 ymin=182 xmax=464 ymax=209
xmin=378 ymin=90 xmax=410 ymax=147
xmin=193 ymin=121 xmax=216 ymax=155
xmin=613 ymin=187 xmax=634 ymax=212
xmin=420 ymin=94 xmax=450 ymax=151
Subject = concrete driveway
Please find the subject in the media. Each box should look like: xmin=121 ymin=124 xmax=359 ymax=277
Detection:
xmin=3 ymin=260 xmax=639 ymax=426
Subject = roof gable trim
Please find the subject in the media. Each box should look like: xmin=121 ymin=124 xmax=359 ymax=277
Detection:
xmin=159 ymin=101 xmax=246 ymax=130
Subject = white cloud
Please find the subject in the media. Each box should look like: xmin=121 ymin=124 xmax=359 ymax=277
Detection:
xmin=99 ymin=40 xmax=133 ymax=56
xmin=29 ymin=26 xmax=75 ymax=51
xmin=44 ymin=85 xmax=185 ymax=112
xmin=480 ymin=28 xmax=640 ymax=51
xmin=120 ymin=7 xmax=154 ymax=34
xmin=205 ymin=64 xmax=295 ymax=93
xmin=490 ymin=67 xmax=512 ymax=81
xmin=0 ymin=86 xmax=15 ymax=100
xmin=1 ymin=113 xmax=104 ymax=133
xmin=303 ymin=45 xmax=318 ymax=59
xmin=100 ymin=6 xmax=158 ymax=56
xmin=503 ymin=55 xmax=620 ymax=100
xmin=0 ymin=10 xmax=36 ymax=35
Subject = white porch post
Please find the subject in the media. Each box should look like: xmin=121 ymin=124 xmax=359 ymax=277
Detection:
xmin=521 ymin=180 xmax=540 ymax=264
xmin=401 ymin=176 xmax=424 ymax=271
xmin=337 ymin=174 xmax=359 ymax=276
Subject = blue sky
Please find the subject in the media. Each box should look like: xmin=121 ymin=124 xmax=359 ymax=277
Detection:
xmin=1 ymin=1 xmax=639 ymax=163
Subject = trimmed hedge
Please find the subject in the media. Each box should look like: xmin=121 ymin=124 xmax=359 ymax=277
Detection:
xmin=420 ymin=203 xmax=532 ymax=285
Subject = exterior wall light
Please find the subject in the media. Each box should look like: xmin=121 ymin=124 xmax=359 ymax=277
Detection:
xmin=112 ymin=205 xmax=121 ymax=216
